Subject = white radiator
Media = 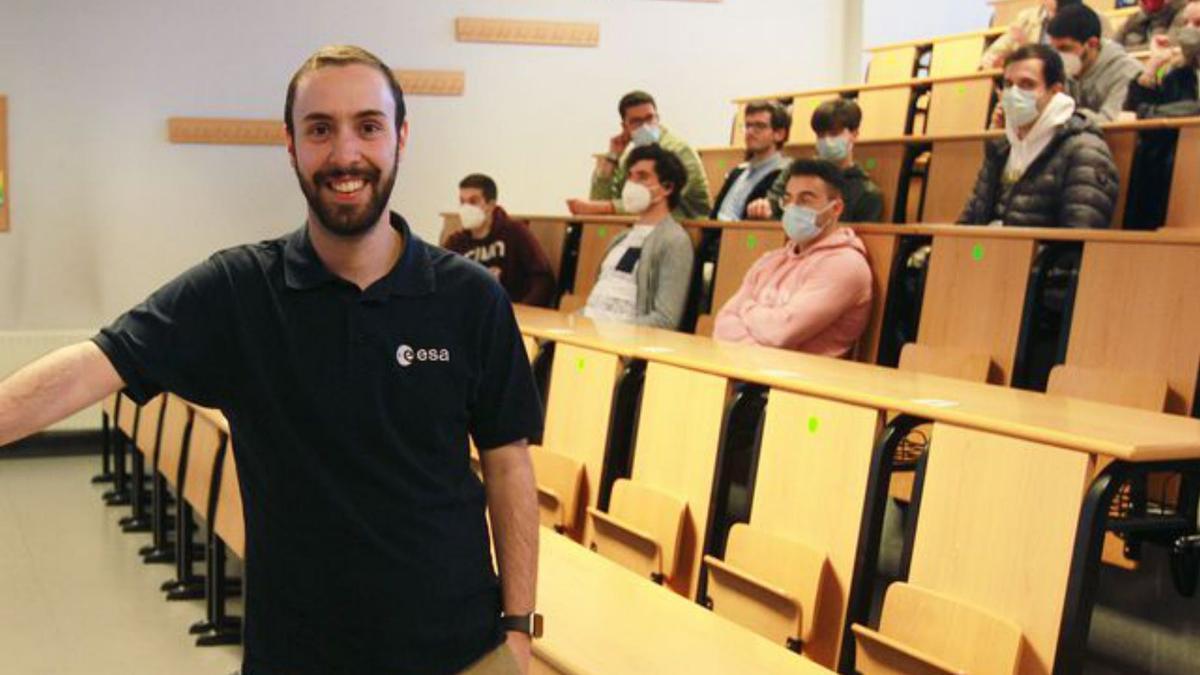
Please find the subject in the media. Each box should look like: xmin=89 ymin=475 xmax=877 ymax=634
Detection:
xmin=0 ymin=330 xmax=101 ymax=432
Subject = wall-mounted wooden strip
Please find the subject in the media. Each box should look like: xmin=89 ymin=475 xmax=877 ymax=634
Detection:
xmin=168 ymin=118 xmax=286 ymax=146
xmin=394 ymin=69 xmax=465 ymax=96
xmin=455 ymin=17 xmax=600 ymax=47
xmin=0 ymin=96 xmax=8 ymax=232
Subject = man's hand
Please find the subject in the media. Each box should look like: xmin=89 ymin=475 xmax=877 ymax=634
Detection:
xmin=566 ymin=199 xmax=615 ymax=216
xmin=505 ymin=632 xmax=532 ymax=673
xmin=608 ymin=130 xmax=631 ymax=158
xmin=745 ymin=198 xmax=773 ymax=220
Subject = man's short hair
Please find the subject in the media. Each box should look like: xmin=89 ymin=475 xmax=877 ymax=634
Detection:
xmin=1006 ymin=44 xmax=1067 ymax=87
xmin=618 ymin=90 xmax=657 ymax=119
xmin=744 ymin=100 xmax=793 ymax=148
xmin=285 ymin=45 xmax=406 ymax=139
xmin=459 ymin=174 xmax=498 ymax=202
xmin=625 ymin=144 xmax=688 ymax=210
xmin=811 ymin=99 xmax=863 ymax=135
xmin=787 ymin=158 xmax=846 ymax=199
xmin=1047 ymin=4 xmax=1103 ymax=43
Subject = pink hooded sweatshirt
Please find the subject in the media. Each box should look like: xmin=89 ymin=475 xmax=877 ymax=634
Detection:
xmin=713 ymin=227 xmax=872 ymax=357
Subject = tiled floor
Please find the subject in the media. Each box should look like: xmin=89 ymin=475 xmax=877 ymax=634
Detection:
xmin=0 ymin=454 xmax=241 ymax=674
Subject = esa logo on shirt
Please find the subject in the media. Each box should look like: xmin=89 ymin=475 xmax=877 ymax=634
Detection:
xmin=396 ymin=344 xmax=451 ymax=368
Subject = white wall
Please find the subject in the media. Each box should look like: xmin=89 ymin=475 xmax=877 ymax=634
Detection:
xmin=0 ymin=0 xmax=846 ymax=331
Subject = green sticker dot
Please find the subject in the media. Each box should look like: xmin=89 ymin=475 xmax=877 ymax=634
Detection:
xmin=747 ymin=234 xmax=758 ymax=250
xmin=972 ymin=243 xmax=985 ymax=261
xmin=576 ymin=358 xmax=585 ymax=373
xmin=808 ymin=417 xmax=820 ymax=434
xmin=956 ymin=84 xmax=967 ymax=95
xmin=717 ymin=158 xmax=728 ymax=170
xmin=597 ymin=226 xmax=608 ymax=238
xmin=864 ymin=158 xmax=878 ymax=171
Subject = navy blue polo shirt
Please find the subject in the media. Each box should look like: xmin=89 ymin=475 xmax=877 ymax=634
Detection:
xmin=93 ymin=212 xmax=543 ymax=674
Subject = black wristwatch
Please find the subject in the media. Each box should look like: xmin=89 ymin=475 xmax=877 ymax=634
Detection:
xmin=501 ymin=612 xmax=544 ymax=638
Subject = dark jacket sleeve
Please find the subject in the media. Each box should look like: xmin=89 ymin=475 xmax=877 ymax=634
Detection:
xmin=957 ymin=141 xmax=1003 ymax=224
xmin=512 ymin=223 xmax=557 ymax=308
xmin=1058 ymin=135 xmax=1119 ymax=229
xmin=709 ymin=168 xmax=740 ymax=219
xmin=849 ymin=186 xmax=886 ymax=223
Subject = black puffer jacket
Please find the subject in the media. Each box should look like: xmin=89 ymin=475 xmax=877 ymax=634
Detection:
xmin=956 ymin=113 xmax=1119 ymax=229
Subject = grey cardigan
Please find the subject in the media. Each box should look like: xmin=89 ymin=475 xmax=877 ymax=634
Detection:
xmin=594 ymin=216 xmax=695 ymax=330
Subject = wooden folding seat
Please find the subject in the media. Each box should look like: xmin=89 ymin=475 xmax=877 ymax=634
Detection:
xmin=197 ymin=441 xmax=243 ymax=646
xmin=531 ymin=343 xmax=623 ymax=540
xmin=586 ymin=362 xmax=728 ymax=597
xmin=558 ymin=221 xmax=632 ymax=313
xmin=703 ymin=391 xmax=882 ymax=669
xmin=121 ymin=394 xmax=166 ymax=533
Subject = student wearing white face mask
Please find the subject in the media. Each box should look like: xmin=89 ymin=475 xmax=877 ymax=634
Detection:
xmin=747 ymin=99 xmax=885 ymax=223
xmin=444 ymin=173 xmax=557 ymax=307
xmin=959 ymin=44 xmax=1118 ymax=229
xmin=566 ymin=90 xmax=711 ymax=220
xmin=714 ymin=159 xmax=872 ymax=357
xmin=582 ymin=144 xmax=696 ymax=330
xmin=1048 ymin=4 xmax=1143 ymax=122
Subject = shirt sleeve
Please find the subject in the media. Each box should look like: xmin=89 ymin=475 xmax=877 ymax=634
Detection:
xmin=469 ymin=286 xmax=544 ymax=450
xmin=91 ymin=255 xmax=234 ymax=408
xmin=740 ymin=253 xmax=871 ymax=349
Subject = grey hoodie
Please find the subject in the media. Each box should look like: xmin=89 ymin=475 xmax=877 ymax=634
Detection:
xmin=1069 ymin=39 xmax=1145 ymax=122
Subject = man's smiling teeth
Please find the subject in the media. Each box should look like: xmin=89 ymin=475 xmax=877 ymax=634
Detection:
xmin=330 ymin=179 xmax=365 ymax=193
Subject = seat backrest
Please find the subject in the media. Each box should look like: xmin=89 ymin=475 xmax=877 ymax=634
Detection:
xmin=1047 ymin=364 xmax=1168 ymax=413
xmin=530 ymin=445 xmax=585 ymax=533
xmin=925 ymin=76 xmax=994 ymax=137
xmin=917 ymin=234 xmax=1036 ymax=385
xmin=101 ymin=392 xmax=119 ymax=417
xmin=866 ymin=46 xmax=919 ymax=84
xmin=929 ymin=35 xmax=988 ymax=78
xmin=855 ymin=582 xmax=1024 ymax=675
xmin=743 ymin=389 xmax=882 ymax=667
xmin=613 ymin=361 xmax=728 ymax=598
xmin=133 ymin=394 xmax=166 ymax=456
xmin=707 ymin=226 xmax=786 ymax=321
xmin=157 ymin=394 xmax=192 ymax=487
xmin=116 ymin=392 xmax=138 ymax=437
xmin=922 ymin=138 xmax=987 ymax=223
xmin=905 ymin=422 xmax=1091 ymax=673
xmin=572 ymin=222 xmax=632 ymax=302
xmin=899 ymin=343 xmax=991 ymax=382
xmin=856 ymin=85 xmax=912 ymax=140
xmin=1166 ymin=126 xmax=1200 ymax=229
xmin=1067 ymin=241 xmax=1200 ymax=415
xmin=212 ymin=444 xmax=245 ymax=559
xmin=183 ymin=408 xmax=225 ymax=520
xmin=541 ymin=344 xmax=623 ymax=532
xmin=855 ymin=231 xmax=900 ymax=363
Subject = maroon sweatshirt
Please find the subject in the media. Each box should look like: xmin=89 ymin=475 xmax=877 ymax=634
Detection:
xmin=443 ymin=206 xmax=556 ymax=308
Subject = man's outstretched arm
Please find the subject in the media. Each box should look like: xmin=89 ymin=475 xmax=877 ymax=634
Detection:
xmin=0 ymin=341 xmax=124 ymax=448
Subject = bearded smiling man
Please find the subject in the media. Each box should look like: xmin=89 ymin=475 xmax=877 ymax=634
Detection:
xmin=0 ymin=45 xmax=542 ymax=675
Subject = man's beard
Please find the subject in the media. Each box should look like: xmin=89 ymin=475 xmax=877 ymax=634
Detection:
xmin=296 ymin=153 xmax=399 ymax=238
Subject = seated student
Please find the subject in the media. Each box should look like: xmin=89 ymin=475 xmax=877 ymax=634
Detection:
xmin=959 ymin=45 xmax=1118 ymax=228
xmin=582 ymin=144 xmax=695 ymax=330
xmin=567 ymin=90 xmax=711 ymax=220
xmin=714 ymin=159 xmax=872 ymax=357
xmin=1048 ymin=4 xmax=1144 ymax=121
xmin=746 ymin=99 xmax=885 ymax=223
xmin=1126 ymin=0 xmax=1200 ymax=114
xmin=711 ymin=101 xmax=791 ymax=221
xmin=982 ymin=0 xmax=1108 ymax=70
xmin=1115 ymin=0 xmax=1189 ymax=49
xmin=443 ymin=173 xmax=557 ymax=308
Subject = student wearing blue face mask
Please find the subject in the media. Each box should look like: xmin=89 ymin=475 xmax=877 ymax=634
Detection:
xmin=746 ymin=99 xmax=885 ymax=223
xmin=567 ymin=90 xmax=711 ymax=220
xmin=959 ymin=44 xmax=1118 ymax=228
xmin=714 ymin=159 xmax=873 ymax=357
